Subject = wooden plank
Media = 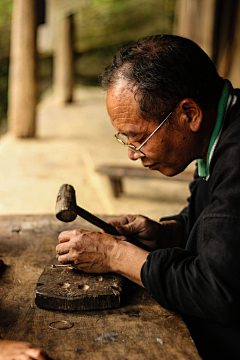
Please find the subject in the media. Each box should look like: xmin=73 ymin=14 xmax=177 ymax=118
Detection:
xmin=96 ymin=165 xmax=193 ymax=181
xmin=35 ymin=257 xmax=124 ymax=311
xmin=0 ymin=214 xmax=202 ymax=360
xmin=96 ymin=165 xmax=193 ymax=197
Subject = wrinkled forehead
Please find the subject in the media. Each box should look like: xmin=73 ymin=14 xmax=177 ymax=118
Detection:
xmin=106 ymin=83 xmax=139 ymax=119
xmin=107 ymin=82 xmax=134 ymax=104
xmin=106 ymin=84 xmax=150 ymax=134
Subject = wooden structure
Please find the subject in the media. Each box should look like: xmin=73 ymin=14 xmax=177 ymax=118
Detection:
xmin=0 ymin=214 xmax=202 ymax=360
xmin=7 ymin=0 xmax=86 ymax=138
xmin=7 ymin=0 xmax=240 ymax=138
xmin=8 ymin=0 xmax=37 ymax=138
xmin=96 ymin=165 xmax=193 ymax=198
xmin=54 ymin=13 xmax=74 ymax=103
xmin=176 ymin=0 xmax=240 ymax=86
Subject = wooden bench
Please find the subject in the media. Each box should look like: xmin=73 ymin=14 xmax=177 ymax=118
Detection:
xmin=96 ymin=165 xmax=193 ymax=197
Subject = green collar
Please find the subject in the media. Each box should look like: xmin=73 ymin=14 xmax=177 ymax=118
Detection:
xmin=197 ymin=80 xmax=234 ymax=180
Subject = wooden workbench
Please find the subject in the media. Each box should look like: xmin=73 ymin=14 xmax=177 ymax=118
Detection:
xmin=0 ymin=214 xmax=201 ymax=360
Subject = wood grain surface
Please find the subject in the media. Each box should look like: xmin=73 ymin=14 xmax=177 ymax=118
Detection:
xmin=0 ymin=214 xmax=201 ymax=360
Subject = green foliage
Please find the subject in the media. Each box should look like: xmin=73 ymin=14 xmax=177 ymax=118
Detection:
xmin=74 ymin=0 xmax=176 ymax=82
xmin=0 ymin=0 xmax=176 ymax=124
xmin=0 ymin=0 xmax=12 ymax=59
xmin=0 ymin=0 xmax=13 ymax=27
xmin=0 ymin=0 xmax=12 ymax=126
xmin=0 ymin=59 xmax=9 ymax=129
xmin=75 ymin=0 xmax=176 ymax=52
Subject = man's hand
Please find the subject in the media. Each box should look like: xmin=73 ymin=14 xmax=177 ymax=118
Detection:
xmin=0 ymin=340 xmax=49 ymax=360
xmin=56 ymin=229 xmax=149 ymax=287
xmin=56 ymin=230 xmax=122 ymax=273
xmin=108 ymin=215 xmax=182 ymax=250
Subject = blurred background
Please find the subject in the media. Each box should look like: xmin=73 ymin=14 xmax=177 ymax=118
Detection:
xmin=0 ymin=0 xmax=239 ymax=220
xmin=0 ymin=0 xmax=176 ymax=135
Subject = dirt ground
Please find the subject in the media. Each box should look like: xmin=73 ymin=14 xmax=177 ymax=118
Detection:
xmin=0 ymin=85 xmax=194 ymax=222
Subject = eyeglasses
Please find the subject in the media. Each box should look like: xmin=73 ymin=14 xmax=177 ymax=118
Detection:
xmin=114 ymin=102 xmax=180 ymax=157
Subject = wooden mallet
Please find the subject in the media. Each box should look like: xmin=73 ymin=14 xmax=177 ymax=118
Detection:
xmin=55 ymin=184 xmax=119 ymax=235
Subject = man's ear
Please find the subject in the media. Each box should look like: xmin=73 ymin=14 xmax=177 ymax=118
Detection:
xmin=180 ymin=99 xmax=203 ymax=132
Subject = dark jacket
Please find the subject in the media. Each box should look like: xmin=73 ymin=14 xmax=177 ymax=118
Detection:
xmin=141 ymin=89 xmax=240 ymax=360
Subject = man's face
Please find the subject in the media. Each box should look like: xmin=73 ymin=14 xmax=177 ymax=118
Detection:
xmin=106 ymin=84 xmax=195 ymax=176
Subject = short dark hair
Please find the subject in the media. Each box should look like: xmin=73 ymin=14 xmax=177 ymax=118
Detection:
xmin=101 ymin=35 xmax=223 ymax=123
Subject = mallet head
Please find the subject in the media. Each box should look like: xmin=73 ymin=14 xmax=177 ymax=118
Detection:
xmin=55 ymin=184 xmax=77 ymax=222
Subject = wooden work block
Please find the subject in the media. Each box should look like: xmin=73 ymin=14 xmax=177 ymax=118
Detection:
xmin=35 ymin=257 xmax=124 ymax=311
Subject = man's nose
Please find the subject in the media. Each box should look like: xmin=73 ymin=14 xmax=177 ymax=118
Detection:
xmin=128 ymin=148 xmax=143 ymax=161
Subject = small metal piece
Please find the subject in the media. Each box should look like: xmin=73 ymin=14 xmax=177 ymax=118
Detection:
xmin=49 ymin=320 xmax=74 ymax=330
xmin=157 ymin=338 xmax=164 ymax=345
xmin=111 ymin=284 xmax=120 ymax=296
xmin=58 ymin=282 xmax=71 ymax=289
xmin=51 ymin=264 xmax=74 ymax=269
xmin=95 ymin=332 xmax=118 ymax=342
xmin=112 ymin=289 xmax=119 ymax=296
xmin=78 ymin=284 xmax=89 ymax=290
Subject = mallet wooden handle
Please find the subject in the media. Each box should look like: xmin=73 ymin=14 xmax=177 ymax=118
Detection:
xmin=56 ymin=184 xmax=119 ymax=235
xmin=75 ymin=205 xmax=119 ymax=235
xmin=56 ymin=184 xmax=154 ymax=250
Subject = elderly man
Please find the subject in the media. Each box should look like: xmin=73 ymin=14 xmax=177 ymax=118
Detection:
xmin=56 ymin=35 xmax=240 ymax=359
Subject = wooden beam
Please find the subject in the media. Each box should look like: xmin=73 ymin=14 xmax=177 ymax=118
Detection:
xmin=214 ymin=0 xmax=240 ymax=83
xmin=54 ymin=13 xmax=74 ymax=104
xmin=8 ymin=0 xmax=37 ymax=138
xmin=175 ymin=0 xmax=216 ymax=58
xmin=227 ymin=1 xmax=240 ymax=87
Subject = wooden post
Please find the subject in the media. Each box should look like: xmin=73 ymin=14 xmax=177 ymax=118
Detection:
xmin=175 ymin=0 xmax=216 ymax=58
xmin=227 ymin=1 xmax=240 ymax=86
xmin=213 ymin=0 xmax=240 ymax=81
xmin=8 ymin=0 xmax=37 ymax=138
xmin=54 ymin=13 xmax=74 ymax=104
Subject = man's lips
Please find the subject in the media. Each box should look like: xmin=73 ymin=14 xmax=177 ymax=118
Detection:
xmin=144 ymin=163 xmax=158 ymax=170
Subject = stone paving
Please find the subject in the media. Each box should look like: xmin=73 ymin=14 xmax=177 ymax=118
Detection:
xmin=0 ymin=86 xmax=193 ymax=223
